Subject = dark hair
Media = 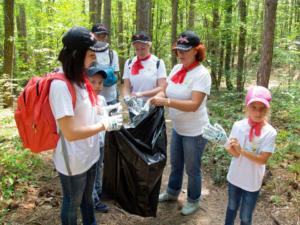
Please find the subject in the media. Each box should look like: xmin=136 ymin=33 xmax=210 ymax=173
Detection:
xmin=58 ymin=47 xmax=87 ymax=86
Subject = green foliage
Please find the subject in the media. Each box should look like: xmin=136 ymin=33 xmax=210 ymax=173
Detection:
xmin=0 ymin=109 xmax=44 ymax=218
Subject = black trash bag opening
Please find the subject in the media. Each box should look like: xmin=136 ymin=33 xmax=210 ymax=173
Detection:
xmin=103 ymin=107 xmax=167 ymax=217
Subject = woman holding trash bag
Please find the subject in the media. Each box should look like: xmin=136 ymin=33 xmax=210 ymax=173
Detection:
xmin=122 ymin=31 xmax=167 ymax=102
xmin=150 ymin=31 xmax=211 ymax=216
xmin=49 ymin=26 xmax=123 ymax=225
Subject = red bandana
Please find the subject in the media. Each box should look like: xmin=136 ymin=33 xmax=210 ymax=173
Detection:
xmin=171 ymin=61 xmax=199 ymax=84
xmin=248 ymin=118 xmax=265 ymax=142
xmin=131 ymin=54 xmax=151 ymax=75
xmin=84 ymin=76 xmax=97 ymax=106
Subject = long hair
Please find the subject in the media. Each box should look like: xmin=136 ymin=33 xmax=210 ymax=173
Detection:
xmin=195 ymin=44 xmax=206 ymax=62
xmin=58 ymin=47 xmax=87 ymax=86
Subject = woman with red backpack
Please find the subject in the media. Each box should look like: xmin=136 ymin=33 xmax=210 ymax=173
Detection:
xmin=49 ymin=26 xmax=123 ymax=225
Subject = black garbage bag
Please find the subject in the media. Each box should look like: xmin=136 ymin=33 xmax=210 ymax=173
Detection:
xmin=103 ymin=106 xmax=167 ymax=217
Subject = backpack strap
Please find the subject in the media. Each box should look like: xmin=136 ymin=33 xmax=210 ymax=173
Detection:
xmin=128 ymin=58 xmax=133 ymax=67
xmin=108 ymin=49 xmax=114 ymax=67
xmin=156 ymin=59 xmax=160 ymax=69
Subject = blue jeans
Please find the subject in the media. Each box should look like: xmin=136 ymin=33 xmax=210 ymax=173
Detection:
xmin=225 ymin=182 xmax=260 ymax=225
xmin=93 ymin=146 xmax=104 ymax=203
xmin=58 ymin=164 xmax=97 ymax=225
xmin=167 ymin=129 xmax=207 ymax=203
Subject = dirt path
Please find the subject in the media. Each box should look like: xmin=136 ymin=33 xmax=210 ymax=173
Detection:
xmin=2 ymin=120 xmax=296 ymax=225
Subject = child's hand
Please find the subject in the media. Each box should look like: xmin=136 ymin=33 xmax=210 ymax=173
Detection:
xmin=229 ymin=138 xmax=242 ymax=154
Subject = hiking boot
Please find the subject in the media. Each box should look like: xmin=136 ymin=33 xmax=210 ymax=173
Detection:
xmin=181 ymin=201 xmax=200 ymax=216
xmin=158 ymin=192 xmax=178 ymax=202
xmin=95 ymin=201 xmax=109 ymax=213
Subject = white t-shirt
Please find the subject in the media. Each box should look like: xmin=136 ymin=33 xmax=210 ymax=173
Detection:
xmin=49 ymin=80 xmax=100 ymax=176
xmin=97 ymin=95 xmax=107 ymax=147
xmin=166 ymin=64 xmax=211 ymax=136
xmin=96 ymin=49 xmax=119 ymax=103
xmin=226 ymin=118 xmax=277 ymax=192
xmin=122 ymin=54 xmax=167 ymax=101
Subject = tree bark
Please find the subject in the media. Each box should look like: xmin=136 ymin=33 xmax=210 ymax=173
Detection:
xmin=103 ymin=0 xmax=111 ymax=41
xmin=224 ymin=0 xmax=233 ymax=90
xmin=136 ymin=0 xmax=152 ymax=35
xmin=188 ymin=0 xmax=195 ymax=30
xmin=3 ymin=0 xmax=15 ymax=107
xmin=96 ymin=0 xmax=102 ymax=23
xmin=257 ymin=0 xmax=278 ymax=88
xmin=210 ymin=0 xmax=221 ymax=90
xmin=236 ymin=0 xmax=247 ymax=92
xmin=89 ymin=0 xmax=97 ymax=24
xmin=117 ymin=0 xmax=125 ymax=79
xmin=16 ymin=3 xmax=28 ymax=63
xmin=171 ymin=0 xmax=179 ymax=67
xmin=250 ymin=1 xmax=260 ymax=51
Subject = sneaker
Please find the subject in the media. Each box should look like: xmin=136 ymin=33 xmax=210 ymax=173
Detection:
xmin=180 ymin=201 xmax=200 ymax=216
xmin=158 ymin=192 xmax=178 ymax=202
xmin=95 ymin=201 xmax=109 ymax=213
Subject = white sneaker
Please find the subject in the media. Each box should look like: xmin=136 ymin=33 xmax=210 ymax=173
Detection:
xmin=181 ymin=201 xmax=200 ymax=216
xmin=158 ymin=192 xmax=178 ymax=202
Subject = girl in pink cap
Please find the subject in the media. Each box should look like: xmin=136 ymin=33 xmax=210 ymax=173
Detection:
xmin=224 ymin=85 xmax=277 ymax=225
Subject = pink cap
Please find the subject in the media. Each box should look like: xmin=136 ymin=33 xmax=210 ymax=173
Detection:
xmin=245 ymin=86 xmax=272 ymax=108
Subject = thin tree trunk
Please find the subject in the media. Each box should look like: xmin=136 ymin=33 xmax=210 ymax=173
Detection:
xmin=224 ymin=0 xmax=233 ymax=90
xmin=16 ymin=4 xmax=28 ymax=63
xmin=136 ymin=0 xmax=152 ymax=35
xmin=188 ymin=0 xmax=195 ymax=30
xmin=257 ymin=0 xmax=278 ymax=88
xmin=103 ymin=0 xmax=111 ymax=41
xmin=96 ymin=0 xmax=102 ymax=23
xmin=82 ymin=0 xmax=86 ymax=14
xmin=210 ymin=0 xmax=220 ymax=90
xmin=3 ymin=0 xmax=15 ymax=107
xmin=250 ymin=1 xmax=260 ymax=51
xmin=117 ymin=0 xmax=124 ymax=79
xmin=89 ymin=0 xmax=97 ymax=24
xmin=171 ymin=0 xmax=179 ymax=67
xmin=236 ymin=0 xmax=247 ymax=92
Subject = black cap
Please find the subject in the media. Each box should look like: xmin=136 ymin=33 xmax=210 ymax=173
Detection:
xmin=91 ymin=24 xmax=109 ymax=35
xmin=173 ymin=31 xmax=200 ymax=51
xmin=62 ymin=26 xmax=101 ymax=51
xmin=87 ymin=62 xmax=109 ymax=79
xmin=131 ymin=31 xmax=151 ymax=44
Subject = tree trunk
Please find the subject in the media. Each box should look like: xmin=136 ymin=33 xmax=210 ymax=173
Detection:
xmin=250 ymin=1 xmax=260 ymax=51
xmin=136 ymin=0 xmax=152 ymax=35
xmin=224 ymin=0 xmax=233 ymax=90
xmin=117 ymin=0 xmax=125 ymax=80
xmin=171 ymin=0 xmax=179 ymax=67
xmin=96 ymin=0 xmax=102 ymax=23
xmin=210 ymin=0 xmax=220 ymax=90
xmin=103 ymin=0 xmax=111 ymax=41
xmin=89 ymin=0 xmax=97 ymax=24
xmin=16 ymin=3 xmax=28 ymax=63
xmin=257 ymin=0 xmax=278 ymax=88
xmin=188 ymin=0 xmax=195 ymax=30
xmin=3 ymin=0 xmax=15 ymax=107
xmin=236 ymin=0 xmax=247 ymax=92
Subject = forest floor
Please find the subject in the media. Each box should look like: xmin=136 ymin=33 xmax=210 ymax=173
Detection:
xmin=2 ymin=118 xmax=299 ymax=225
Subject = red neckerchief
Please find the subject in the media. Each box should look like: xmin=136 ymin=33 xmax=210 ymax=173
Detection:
xmin=131 ymin=54 xmax=151 ymax=75
xmin=248 ymin=118 xmax=265 ymax=142
xmin=171 ymin=61 xmax=199 ymax=84
xmin=83 ymin=76 xmax=97 ymax=106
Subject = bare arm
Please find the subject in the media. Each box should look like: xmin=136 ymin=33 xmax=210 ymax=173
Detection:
xmin=58 ymin=116 xmax=106 ymax=142
xmin=230 ymin=138 xmax=273 ymax=165
xmin=150 ymin=90 xmax=207 ymax=112
xmin=123 ymin=79 xmax=131 ymax=97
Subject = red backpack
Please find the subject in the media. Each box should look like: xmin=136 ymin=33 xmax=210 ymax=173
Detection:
xmin=14 ymin=73 xmax=76 ymax=153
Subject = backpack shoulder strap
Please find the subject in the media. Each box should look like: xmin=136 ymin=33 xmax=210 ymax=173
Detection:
xmin=108 ymin=49 xmax=114 ymax=67
xmin=47 ymin=73 xmax=76 ymax=108
xmin=156 ymin=59 xmax=160 ymax=69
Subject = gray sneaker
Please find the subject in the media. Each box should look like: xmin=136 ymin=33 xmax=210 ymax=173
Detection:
xmin=181 ymin=201 xmax=200 ymax=216
xmin=158 ymin=192 xmax=178 ymax=202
